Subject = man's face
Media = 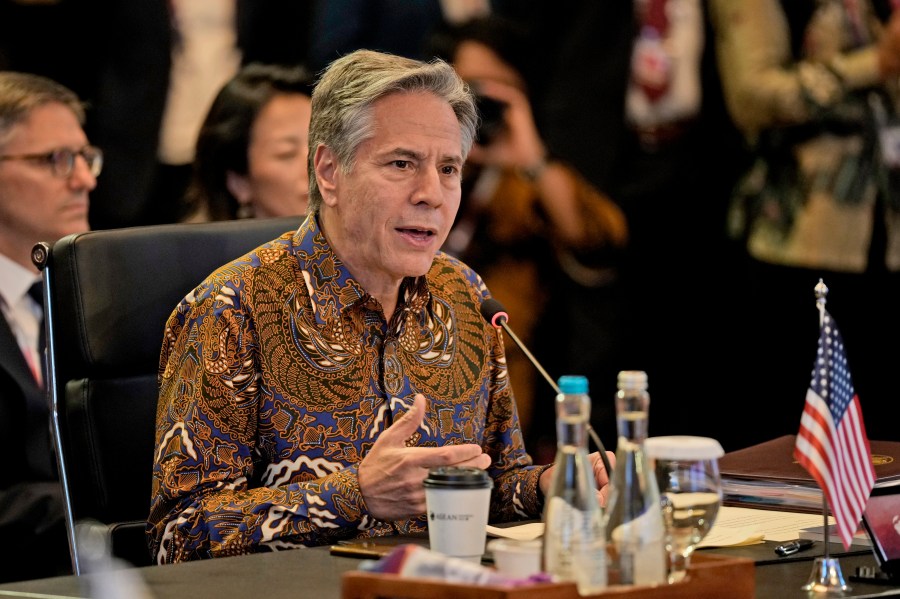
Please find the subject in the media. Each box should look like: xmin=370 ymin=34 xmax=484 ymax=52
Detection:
xmin=0 ymin=102 xmax=94 ymax=266
xmin=318 ymin=91 xmax=463 ymax=297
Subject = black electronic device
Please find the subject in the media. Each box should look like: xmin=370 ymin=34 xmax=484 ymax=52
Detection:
xmin=857 ymin=483 xmax=900 ymax=584
xmin=774 ymin=539 xmax=814 ymax=557
xmin=473 ymin=92 xmax=507 ymax=146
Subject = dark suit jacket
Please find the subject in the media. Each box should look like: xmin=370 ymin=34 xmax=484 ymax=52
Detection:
xmin=0 ymin=315 xmax=70 ymax=582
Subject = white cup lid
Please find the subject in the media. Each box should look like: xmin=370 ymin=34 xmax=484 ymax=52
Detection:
xmin=644 ymin=435 xmax=724 ymax=460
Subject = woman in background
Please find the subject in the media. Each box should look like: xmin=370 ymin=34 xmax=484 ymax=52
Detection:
xmin=182 ymin=62 xmax=314 ymax=222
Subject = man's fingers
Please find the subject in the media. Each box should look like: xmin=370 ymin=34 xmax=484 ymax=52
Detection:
xmin=377 ymin=394 xmax=427 ymax=447
xmin=450 ymin=452 xmax=492 ymax=470
xmin=398 ymin=443 xmax=487 ymax=469
xmin=590 ymin=451 xmax=615 ymax=486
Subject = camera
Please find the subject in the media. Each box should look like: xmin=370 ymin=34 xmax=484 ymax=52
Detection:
xmin=474 ymin=93 xmax=507 ymax=146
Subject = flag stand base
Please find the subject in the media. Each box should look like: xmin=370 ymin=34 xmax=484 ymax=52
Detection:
xmin=802 ymin=557 xmax=850 ymax=595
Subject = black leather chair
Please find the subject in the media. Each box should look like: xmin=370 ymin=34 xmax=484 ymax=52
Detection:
xmin=31 ymin=216 xmax=299 ymax=574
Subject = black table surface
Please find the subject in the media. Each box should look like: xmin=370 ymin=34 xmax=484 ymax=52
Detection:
xmin=0 ymin=538 xmax=897 ymax=599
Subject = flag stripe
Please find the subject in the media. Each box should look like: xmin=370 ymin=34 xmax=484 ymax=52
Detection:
xmin=793 ymin=309 xmax=875 ymax=550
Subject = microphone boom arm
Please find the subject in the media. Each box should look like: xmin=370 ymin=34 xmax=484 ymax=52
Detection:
xmin=489 ymin=309 xmax=613 ymax=479
xmin=498 ymin=320 xmax=560 ymax=395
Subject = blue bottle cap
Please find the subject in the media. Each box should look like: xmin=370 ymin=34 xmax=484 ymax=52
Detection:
xmin=557 ymin=375 xmax=588 ymax=394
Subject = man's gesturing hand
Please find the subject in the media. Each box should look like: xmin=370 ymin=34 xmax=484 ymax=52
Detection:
xmin=358 ymin=394 xmax=492 ymax=521
xmin=539 ymin=450 xmax=616 ymax=507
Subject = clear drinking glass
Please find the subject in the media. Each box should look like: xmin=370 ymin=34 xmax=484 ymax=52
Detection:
xmin=644 ymin=435 xmax=724 ymax=583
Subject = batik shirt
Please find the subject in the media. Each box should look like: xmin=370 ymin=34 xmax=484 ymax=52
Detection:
xmin=148 ymin=215 xmax=547 ymax=563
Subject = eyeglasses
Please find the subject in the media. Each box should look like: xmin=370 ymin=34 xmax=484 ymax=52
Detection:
xmin=0 ymin=145 xmax=104 ymax=178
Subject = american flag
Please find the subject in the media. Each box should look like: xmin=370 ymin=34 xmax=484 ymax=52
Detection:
xmin=794 ymin=309 xmax=875 ymax=549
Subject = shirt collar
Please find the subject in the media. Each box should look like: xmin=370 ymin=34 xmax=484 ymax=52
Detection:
xmin=0 ymin=253 xmax=40 ymax=309
xmin=295 ymin=214 xmax=430 ymax=326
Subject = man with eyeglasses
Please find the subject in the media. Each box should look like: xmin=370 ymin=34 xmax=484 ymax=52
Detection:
xmin=0 ymin=71 xmax=98 ymax=582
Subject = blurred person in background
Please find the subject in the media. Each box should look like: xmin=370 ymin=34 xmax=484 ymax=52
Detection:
xmin=0 ymin=0 xmax=314 ymax=230
xmin=82 ymin=1 xmax=314 ymax=229
xmin=181 ymin=62 xmax=314 ymax=222
xmin=306 ymin=0 xmax=490 ymax=73
xmin=709 ymin=0 xmax=900 ymax=448
xmin=429 ymin=16 xmax=629 ymax=461
xmin=0 ymin=71 xmax=99 ymax=582
xmin=493 ymin=1 xmax=750 ymax=451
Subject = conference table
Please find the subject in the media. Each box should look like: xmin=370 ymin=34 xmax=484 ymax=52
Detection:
xmin=0 ymin=535 xmax=894 ymax=599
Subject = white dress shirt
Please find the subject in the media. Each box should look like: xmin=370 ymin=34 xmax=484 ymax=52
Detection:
xmin=0 ymin=253 xmax=43 ymax=385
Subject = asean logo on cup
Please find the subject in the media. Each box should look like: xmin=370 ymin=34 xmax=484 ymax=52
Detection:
xmin=430 ymin=512 xmax=475 ymax=522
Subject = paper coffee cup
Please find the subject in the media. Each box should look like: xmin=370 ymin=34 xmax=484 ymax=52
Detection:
xmin=423 ymin=466 xmax=493 ymax=563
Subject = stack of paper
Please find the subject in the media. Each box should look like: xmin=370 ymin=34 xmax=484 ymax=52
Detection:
xmin=698 ymin=506 xmax=833 ymax=547
xmin=487 ymin=506 xmax=833 ymax=548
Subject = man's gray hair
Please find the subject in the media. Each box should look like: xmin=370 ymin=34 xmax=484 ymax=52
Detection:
xmin=306 ymin=49 xmax=477 ymax=214
xmin=0 ymin=72 xmax=85 ymax=148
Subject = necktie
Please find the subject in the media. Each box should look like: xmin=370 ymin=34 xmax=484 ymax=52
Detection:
xmin=27 ymin=280 xmax=47 ymax=387
xmin=632 ymin=0 xmax=672 ymax=103
xmin=25 ymin=279 xmax=56 ymax=478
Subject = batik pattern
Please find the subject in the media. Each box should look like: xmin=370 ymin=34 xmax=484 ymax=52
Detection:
xmin=148 ymin=215 xmax=547 ymax=563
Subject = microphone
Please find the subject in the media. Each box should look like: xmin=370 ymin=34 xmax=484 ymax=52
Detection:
xmin=481 ymin=299 xmax=561 ymax=396
xmin=480 ymin=298 xmax=612 ymax=476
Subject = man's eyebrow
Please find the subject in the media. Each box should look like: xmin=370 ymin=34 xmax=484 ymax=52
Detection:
xmin=385 ymin=147 xmax=423 ymax=160
xmin=445 ymin=154 xmax=464 ymax=167
xmin=384 ymin=147 xmax=462 ymax=165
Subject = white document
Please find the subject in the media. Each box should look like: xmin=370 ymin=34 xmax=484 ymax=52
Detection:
xmin=486 ymin=522 xmax=544 ymax=541
xmin=487 ymin=506 xmax=834 ymax=547
xmin=698 ymin=506 xmax=834 ymax=547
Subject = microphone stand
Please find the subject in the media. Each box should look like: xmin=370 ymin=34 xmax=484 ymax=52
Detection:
xmin=494 ymin=319 xmax=614 ymax=478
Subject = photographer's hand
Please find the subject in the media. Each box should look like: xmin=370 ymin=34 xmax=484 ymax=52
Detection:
xmin=468 ymin=79 xmax=546 ymax=173
xmin=467 ymin=78 xmax=627 ymax=249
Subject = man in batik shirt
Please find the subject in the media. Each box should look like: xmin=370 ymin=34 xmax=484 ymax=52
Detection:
xmin=148 ymin=49 xmax=613 ymax=563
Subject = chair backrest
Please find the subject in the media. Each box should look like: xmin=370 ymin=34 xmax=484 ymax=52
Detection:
xmin=32 ymin=216 xmax=300 ymax=573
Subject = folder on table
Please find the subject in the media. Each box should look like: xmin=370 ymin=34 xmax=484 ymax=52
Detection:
xmin=718 ymin=435 xmax=900 ymax=513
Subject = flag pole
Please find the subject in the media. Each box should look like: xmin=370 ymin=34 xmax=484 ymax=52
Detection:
xmin=802 ymin=278 xmax=850 ymax=595
xmin=815 ymin=280 xmax=831 ymax=555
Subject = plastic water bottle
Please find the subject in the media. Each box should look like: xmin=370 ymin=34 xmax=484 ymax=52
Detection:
xmin=604 ymin=370 xmax=667 ymax=585
xmin=542 ymin=375 xmax=607 ymax=594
